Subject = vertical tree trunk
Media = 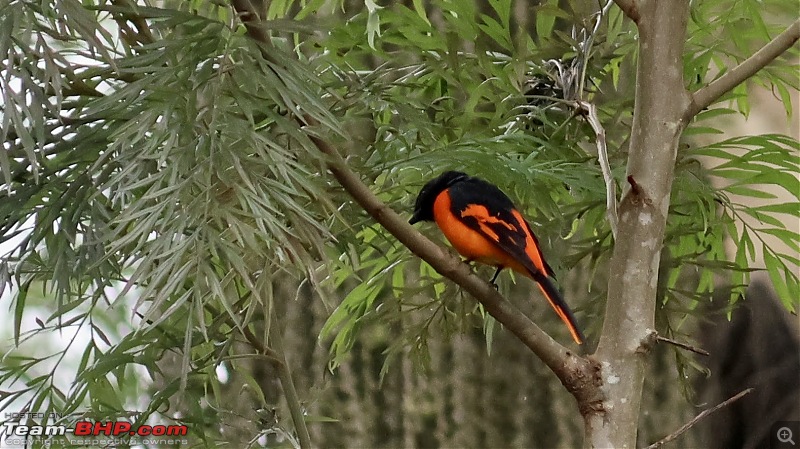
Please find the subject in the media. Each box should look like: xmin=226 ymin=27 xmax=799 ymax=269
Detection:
xmin=586 ymin=1 xmax=691 ymax=447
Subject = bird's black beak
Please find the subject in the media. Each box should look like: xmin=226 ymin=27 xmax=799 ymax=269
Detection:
xmin=409 ymin=212 xmax=421 ymax=225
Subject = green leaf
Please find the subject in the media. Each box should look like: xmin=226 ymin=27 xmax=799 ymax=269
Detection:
xmin=733 ymin=228 xmax=752 ymax=289
xmin=478 ymin=14 xmax=512 ymax=51
xmin=365 ymin=0 xmax=383 ymax=50
xmin=773 ymin=78 xmax=794 ymax=118
xmin=757 ymin=228 xmax=800 ymax=252
xmin=295 ymin=0 xmax=328 ymax=20
xmin=13 ymin=284 xmax=27 ymax=346
xmin=320 ymin=280 xmax=383 ymax=341
xmin=411 ymin=0 xmax=431 ymax=25
xmin=752 ymin=203 xmax=800 ymax=217
xmin=483 ymin=312 xmax=496 ymax=356
xmin=763 ymin=250 xmax=797 ymax=311
xmin=742 ymin=207 xmax=786 ymax=228
xmin=724 ymin=186 xmax=777 ymax=199
xmin=534 ymin=2 xmax=567 ymax=41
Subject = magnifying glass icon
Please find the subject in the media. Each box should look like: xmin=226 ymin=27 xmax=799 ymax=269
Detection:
xmin=778 ymin=427 xmax=796 ymax=445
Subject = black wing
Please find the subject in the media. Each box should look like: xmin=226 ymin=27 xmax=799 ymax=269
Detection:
xmin=447 ymin=177 xmax=554 ymax=278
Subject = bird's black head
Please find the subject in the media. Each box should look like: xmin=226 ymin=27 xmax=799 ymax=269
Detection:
xmin=409 ymin=171 xmax=469 ymax=224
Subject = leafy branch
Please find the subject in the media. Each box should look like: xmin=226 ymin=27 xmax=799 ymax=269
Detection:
xmin=2 ymin=0 xmax=796 ymax=447
xmin=687 ymin=18 xmax=800 ymax=118
xmin=230 ymin=0 xmax=601 ymax=412
xmin=306 ymin=128 xmax=589 ymax=378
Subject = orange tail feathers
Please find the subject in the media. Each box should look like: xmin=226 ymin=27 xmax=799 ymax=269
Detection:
xmin=532 ymin=275 xmax=585 ymax=345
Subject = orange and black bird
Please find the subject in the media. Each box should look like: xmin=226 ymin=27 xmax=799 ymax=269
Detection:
xmin=409 ymin=171 xmax=585 ymax=345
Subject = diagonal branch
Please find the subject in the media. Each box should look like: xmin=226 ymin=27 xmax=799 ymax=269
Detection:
xmin=644 ymin=388 xmax=754 ymax=449
xmin=308 ymin=130 xmax=579 ymax=375
xmin=229 ymin=0 xmax=582 ymax=375
xmin=230 ymin=0 xmax=277 ymax=64
xmin=109 ymin=0 xmax=156 ymax=45
xmin=687 ymin=19 xmax=800 ymax=118
xmin=655 ymin=334 xmax=709 ymax=357
xmin=231 ymin=0 xmax=598 ymax=413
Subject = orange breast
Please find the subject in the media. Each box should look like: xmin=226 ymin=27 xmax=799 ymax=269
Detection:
xmin=433 ymin=190 xmax=527 ymax=275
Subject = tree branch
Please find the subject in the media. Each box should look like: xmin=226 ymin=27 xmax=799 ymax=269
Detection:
xmin=230 ymin=0 xmax=601 ymax=423
xmin=589 ymin=0 xmax=692 ymax=446
xmin=655 ymin=334 xmax=709 ymax=357
xmin=687 ymin=19 xmax=800 ymax=118
xmin=644 ymin=388 xmax=754 ymax=449
xmin=268 ymin=319 xmax=313 ymax=449
xmin=109 ymin=0 xmax=156 ymax=45
xmin=206 ymin=297 xmax=310 ymax=448
xmin=230 ymin=0 xmax=278 ymax=64
xmin=229 ymin=0 xmax=587 ymax=385
xmin=575 ymin=100 xmax=618 ymax=240
xmin=613 ymin=0 xmax=640 ymax=23
xmin=308 ymin=130 xmax=580 ymax=376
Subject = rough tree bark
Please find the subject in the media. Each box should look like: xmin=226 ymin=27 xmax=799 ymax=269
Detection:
xmin=589 ymin=4 xmax=799 ymax=448
xmin=588 ymin=1 xmax=691 ymax=447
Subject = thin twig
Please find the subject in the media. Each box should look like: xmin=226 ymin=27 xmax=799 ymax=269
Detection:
xmin=226 ymin=4 xmax=312 ymax=446
xmin=269 ymin=320 xmax=313 ymax=449
xmin=230 ymin=0 xmax=279 ymax=64
xmin=575 ymin=100 xmax=618 ymax=239
xmin=655 ymin=335 xmax=710 ymax=356
xmin=688 ymin=18 xmax=800 ymax=118
xmin=210 ymin=299 xmax=311 ymax=448
xmin=241 ymin=325 xmax=284 ymax=365
xmin=202 ymin=302 xmax=285 ymax=365
xmin=575 ymin=0 xmax=614 ymax=98
xmin=109 ymin=0 xmax=156 ymax=46
xmin=644 ymin=388 xmax=754 ymax=449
